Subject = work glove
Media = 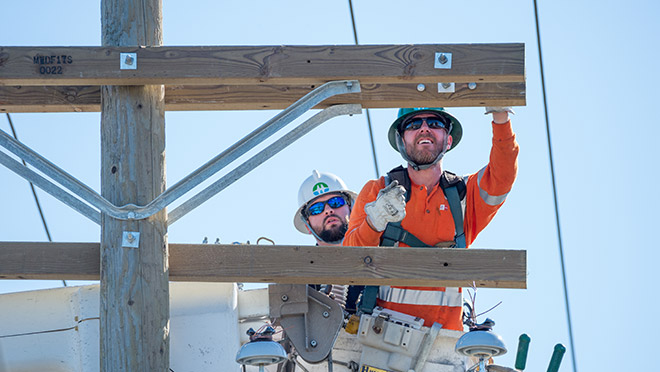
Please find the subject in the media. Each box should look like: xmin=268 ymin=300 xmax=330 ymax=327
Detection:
xmin=484 ymin=107 xmax=515 ymax=115
xmin=364 ymin=180 xmax=406 ymax=232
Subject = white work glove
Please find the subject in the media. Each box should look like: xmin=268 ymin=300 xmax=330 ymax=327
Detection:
xmin=484 ymin=107 xmax=515 ymax=115
xmin=364 ymin=180 xmax=406 ymax=232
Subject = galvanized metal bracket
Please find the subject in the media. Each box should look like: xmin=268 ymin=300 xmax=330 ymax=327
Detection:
xmin=268 ymin=284 xmax=343 ymax=363
xmin=0 ymin=80 xmax=361 ymax=225
xmin=434 ymin=52 xmax=452 ymax=69
xmin=122 ymin=231 xmax=140 ymax=248
xmin=167 ymin=103 xmax=361 ymax=225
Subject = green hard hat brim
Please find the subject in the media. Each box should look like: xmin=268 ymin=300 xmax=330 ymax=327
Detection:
xmin=387 ymin=109 xmax=463 ymax=152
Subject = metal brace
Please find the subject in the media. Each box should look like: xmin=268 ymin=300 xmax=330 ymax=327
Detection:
xmin=0 ymin=80 xmax=361 ymax=225
xmin=268 ymin=284 xmax=343 ymax=363
xmin=122 ymin=231 xmax=140 ymax=248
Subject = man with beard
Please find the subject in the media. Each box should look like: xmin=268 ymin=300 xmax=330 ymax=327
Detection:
xmin=293 ymin=170 xmax=358 ymax=309
xmin=343 ymin=107 xmax=519 ymax=331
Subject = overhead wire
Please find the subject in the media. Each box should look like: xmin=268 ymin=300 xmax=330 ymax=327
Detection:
xmin=348 ymin=0 xmax=380 ymax=178
xmin=5 ymin=113 xmax=67 ymax=287
xmin=532 ymin=2 xmax=577 ymax=371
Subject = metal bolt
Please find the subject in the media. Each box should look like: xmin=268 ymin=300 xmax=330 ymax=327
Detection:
xmin=441 ymin=83 xmax=452 ymax=89
xmin=322 ymin=311 xmax=330 ymax=318
xmin=281 ymin=294 xmax=288 ymax=302
xmin=124 ymin=54 xmax=134 ymax=66
xmin=126 ymin=233 xmax=134 ymax=242
xmin=346 ymin=81 xmax=353 ymax=89
xmin=468 ymin=82 xmax=477 ymax=90
xmin=127 ymin=211 xmax=136 ymax=219
xmin=438 ymin=53 xmax=448 ymax=65
xmin=364 ymin=256 xmax=372 ymax=265
xmin=416 ymin=84 xmax=426 ymax=92
xmin=310 ymin=340 xmax=318 ymax=348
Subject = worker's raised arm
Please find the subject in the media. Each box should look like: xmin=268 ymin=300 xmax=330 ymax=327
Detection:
xmin=462 ymin=110 xmax=519 ymax=246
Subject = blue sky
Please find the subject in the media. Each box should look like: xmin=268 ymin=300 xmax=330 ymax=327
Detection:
xmin=1 ymin=1 xmax=659 ymax=371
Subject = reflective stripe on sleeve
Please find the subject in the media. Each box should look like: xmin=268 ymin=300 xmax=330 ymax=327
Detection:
xmin=379 ymin=286 xmax=463 ymax=307
xmin=477 ymin=167 xmax=508 ymax=206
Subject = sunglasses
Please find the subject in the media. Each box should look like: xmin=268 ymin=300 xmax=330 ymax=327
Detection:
xmin=307 ymin=195 xmax=347 ymax=216
xmin=401 ymin=117 xmax=450 ymax=132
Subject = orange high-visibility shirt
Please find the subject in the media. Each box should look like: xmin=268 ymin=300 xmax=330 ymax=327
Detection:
xmin=344 ymin=121 xmax=519 ymax=330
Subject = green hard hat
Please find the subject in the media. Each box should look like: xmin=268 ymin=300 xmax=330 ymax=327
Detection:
xmin=387 ymin=107 xmax=463 ymax=152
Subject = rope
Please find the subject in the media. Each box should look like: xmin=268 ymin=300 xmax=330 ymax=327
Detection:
xmin=533 ymin=2 xmax=577 ymax=371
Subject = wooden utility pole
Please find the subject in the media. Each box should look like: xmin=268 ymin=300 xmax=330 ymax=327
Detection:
xmin=100 ymin=0 xmax=168 ymax=371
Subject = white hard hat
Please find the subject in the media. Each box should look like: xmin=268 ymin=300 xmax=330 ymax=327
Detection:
xmin=293 ymin=170 xmax=358 ymax=234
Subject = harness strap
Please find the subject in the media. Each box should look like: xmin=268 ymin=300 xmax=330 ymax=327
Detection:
xmin=357 ymin=169 xmax=466 ymax=314
xmin=357 ymin=172 xmax=401 ymax=314
xmin=386 ymin=166 xmax=411 ymax=202
xmin=444 ymin=185 xmax=466 ymax=248
xmin=381 ymin=221 xmax=431 ymax=247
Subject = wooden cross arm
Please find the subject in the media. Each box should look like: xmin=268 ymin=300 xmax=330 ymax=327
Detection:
xmin=0 ymin=242 xmax=526 ymax=288
xmin=0 ymin=44 xmax=525 ymax=86
xmin=0 ymin=82 xmax=525 ymax=113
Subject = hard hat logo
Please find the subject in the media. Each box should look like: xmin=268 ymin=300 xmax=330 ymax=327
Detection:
xmin=312 ymin=182 xmax=329 ymax=196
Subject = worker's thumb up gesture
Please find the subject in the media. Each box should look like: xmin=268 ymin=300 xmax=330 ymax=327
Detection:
xmin=365 ymin=180 xmax=406 ymax=232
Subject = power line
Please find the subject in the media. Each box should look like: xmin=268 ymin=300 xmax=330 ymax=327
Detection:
xmin=347 ymin=0 xmax=359 ymax=46
xmin=532 ymin=2 xmax=577 ymax=371
xmin=5 ymin=113 xmax=67 ymax=287
xmin=348 ymin=0 xmax=380 ymax=178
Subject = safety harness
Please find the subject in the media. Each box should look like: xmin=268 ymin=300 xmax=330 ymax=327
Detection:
xmin=381 ymin=165 xmax=467 ymax=248
xmin=356 ymin=166 xmax=467 ymax=314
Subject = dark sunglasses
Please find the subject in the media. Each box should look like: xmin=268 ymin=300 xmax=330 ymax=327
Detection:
xmin=307 ymin=195 xmax=347 ymax=216
xmin=401 ymin=117 xmax=450 ymax=132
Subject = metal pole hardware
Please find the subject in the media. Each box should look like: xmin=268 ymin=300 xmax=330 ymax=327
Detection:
xmin=0 ymin=150 xmax=102 ymax=224
xmin=0 ymin=80 xmax=361 ymax=224
xmin=168 ymin=103 xmax=362 ymax=225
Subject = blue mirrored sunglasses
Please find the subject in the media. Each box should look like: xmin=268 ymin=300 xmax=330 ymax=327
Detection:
xmin=401 ymin=117 xmax=449 ymax=132
xmin=307 ymin=195 xmax=347 ymax=216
